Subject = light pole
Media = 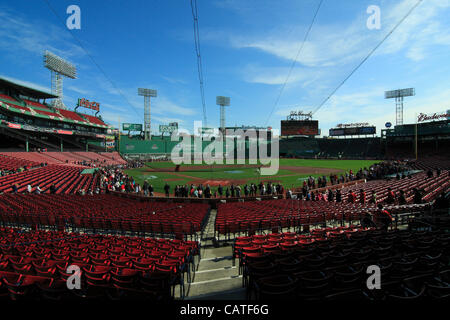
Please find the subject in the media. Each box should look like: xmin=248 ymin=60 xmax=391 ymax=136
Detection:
xmin=138 ymin=88 xmax=157 ymax=140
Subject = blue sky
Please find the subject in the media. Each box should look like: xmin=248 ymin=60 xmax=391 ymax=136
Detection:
xmin=1 ymin=0 xmax=449 ymax=136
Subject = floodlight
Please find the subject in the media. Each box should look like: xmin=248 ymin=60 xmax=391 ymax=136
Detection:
xmin=138 ymin=88 xmax=157 ymax=140
xmin=384 ymin=88 xmax=414 ymax=99
xmin=138 ymin=88 xmax=157 ymax=97
xmin=216 ymin=96 xmax=230 ymax=106
xmin=385 ymin=88 xmax=415 ymax=125
xmin=43 ymin=50 xmax=77 ymax=109
xmin=216 ymin=96 xmax=231 ymax=132
xmin=44 ymin=51 xmax=77 ymax=79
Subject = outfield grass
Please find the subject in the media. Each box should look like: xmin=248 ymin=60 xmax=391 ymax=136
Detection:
xmin=279 ymin=159 xmax=379 ymax=171
xmin=124 ymin=158 xmax=380 ymax=193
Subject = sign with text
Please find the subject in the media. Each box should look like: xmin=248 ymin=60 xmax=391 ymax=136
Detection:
xmin=417 ymin=112 xmax=450 ymax=122
xmin=159 ymin=124 xmax=178 ymax=133
xmin=281 ymin=120 xmax=319 ymax=136
xmin=330 ymin=126 xmax=376 ymax=136
xmin=77 ymin=98 xmax=100 ymax=111
xmin=123 ymin=123 xmax=143 ymax=131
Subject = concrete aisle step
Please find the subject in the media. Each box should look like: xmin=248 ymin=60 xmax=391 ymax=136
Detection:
xmin=186 ymin=288 xmax=246 ymax=300
xmin=187 ymin=275 xmax=243 ymax=298
xmin=180 ymin=208 xmax=245 ymax=300
xmin=197 ymin=258 xmax=234 ymax=271
xmin=193 ymin=267 xmax=237 ymax=282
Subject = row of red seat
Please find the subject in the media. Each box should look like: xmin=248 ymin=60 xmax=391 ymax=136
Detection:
xmin=0 ymin=94 xmax=107 ymax=126
xmin=0 ymin=194 xmax=209 ymax=236
xmin=0 ymin=165 xmax=97 ymax=194
xmin=0 ymin=154 xmax=40 ymax=171
xmin=22 ymin=99 xmax=51 ymax=110
xmin=0 ymin=227 xmax=199 ymax=300
xmin=216 ymin=200 xmax=373 ymax=236
xmin=233 ymin=225 xmax=369 ymax=260
xmin=338 ymin=171 xmax=449 ymax=203
xmin=0 ymin=152 xmax=126 ymax=167
xmin=216 ymin=171 xmax=448 ymax=236
xmin=237 ymin=228 xmax=449 ymax=300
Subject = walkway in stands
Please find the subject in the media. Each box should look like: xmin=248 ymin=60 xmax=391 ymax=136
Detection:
xmin=177 ymin=209 xmax=245 ymax=300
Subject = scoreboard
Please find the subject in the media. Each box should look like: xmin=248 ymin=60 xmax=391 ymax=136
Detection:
xmin=281 ymin=120 xmax=319 ymax=136
xmin=329 ymin=126 xmax=376 ymax=136
xmin=123 ymin=123 xmax=143 ymax=131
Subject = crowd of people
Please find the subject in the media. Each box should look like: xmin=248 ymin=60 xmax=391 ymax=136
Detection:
xmin=167 ymin=182 xmax=285 ymax=199
xmin=289 ymin=184 xmax=425 ymax=207
xmin=4 ymin=158 xmax=446 ymax=211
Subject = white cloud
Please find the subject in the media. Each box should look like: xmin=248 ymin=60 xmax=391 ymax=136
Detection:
xmin=379 ymin=0 xmax=450 ymax=60
xmin=231 ymin=0 xmax=450 ymax=76
xmin=0 ymin=7 xmax=84 ymax=61
xmin=152 ymin=97 xmax=196 ymax=116
xmin=161 ymin=76 xmax=187 ymax=85
xmin=66 ymin=85 xmax=92 ymax=96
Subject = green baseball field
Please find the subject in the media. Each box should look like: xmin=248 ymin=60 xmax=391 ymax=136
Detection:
xmin=124 ymin=159 xmax=380 ymax=194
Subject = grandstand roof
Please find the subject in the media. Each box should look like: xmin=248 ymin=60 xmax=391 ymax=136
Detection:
xmin=0 ymin=76 xmax=57 ymax=99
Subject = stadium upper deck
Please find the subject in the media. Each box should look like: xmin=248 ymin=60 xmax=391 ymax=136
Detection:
xmin=0 ymin=76 xmax=114 ymax=152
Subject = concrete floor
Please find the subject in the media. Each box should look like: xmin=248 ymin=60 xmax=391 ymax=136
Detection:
xmin=176 ymin=209 xmax=246 ymax=300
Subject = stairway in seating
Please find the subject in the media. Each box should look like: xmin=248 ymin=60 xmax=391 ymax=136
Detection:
xmin=175 ymin=209 xmax=245 ymax=300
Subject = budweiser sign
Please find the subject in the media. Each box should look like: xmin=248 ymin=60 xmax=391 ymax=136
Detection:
xmin=417 ymin=112 xmax=450 ymax=122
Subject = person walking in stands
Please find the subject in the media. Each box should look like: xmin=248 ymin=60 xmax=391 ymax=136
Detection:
xmin=369 ymin=192 xmax=377 ymax=204
xmin=230 ymin=184 xmax=235 ymax=197
xmin=149 ymin=184 xmax=154 ymax=197
xmin=27 ymin=184 xmax=32 ymax=193
xmin=398 ymin=190 xmax=407 ymax=205
xmin=50 ymin=184 xmax=57 ymax=194
xmin=336 ymin=189 xmax=342 ymax=202
xmin=348 ymin=190 xmax=356 ymax=203
xmin=386 ymin=187 xmax=395 ymax=204
xmin=361 ymin=211 xmax=376 ymax=229
xmin=286 ymin=189 xmax=292 ymax=199
xmin=205 ymin=185 xmax=211 ymax=198
xmin=218 ymin=185 xmax=223 ymax=197
xmin=236 ymin=185 xmax=241 ymax=198
xmin=328 ymin=189 xmax=334 ymax=202
xmin=143 ymin=180 xmax=149 ymax=196
xmin=35 ymin=186 xmax=41 ymax=194
xmin=317 ymin=191 xmax=322 ymax=201
xmin=225 ymin=188 xmax=230 ymax=198
xmin=374 ymin=204 xmax=393 ymax=232
xmin=359 ymin=189 xmax=366 ymax=204
xmin=252 ymin=184 xmax=257 ymax=197
xmin=413 ymin=188 xmax=423 ymax=204
xmin=164 ymin=183 xmax=170 ymax=197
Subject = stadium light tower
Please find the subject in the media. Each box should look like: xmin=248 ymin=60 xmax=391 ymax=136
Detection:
xmin=138 ymin=88 xmax=157 ymax=140
xmin=385 ymin=88 xmax=415 ymax=126
xmin=216 ymin=96 xmax=230 ymax=133
xmin=43 ymin=50 xmax=77 ymax=109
